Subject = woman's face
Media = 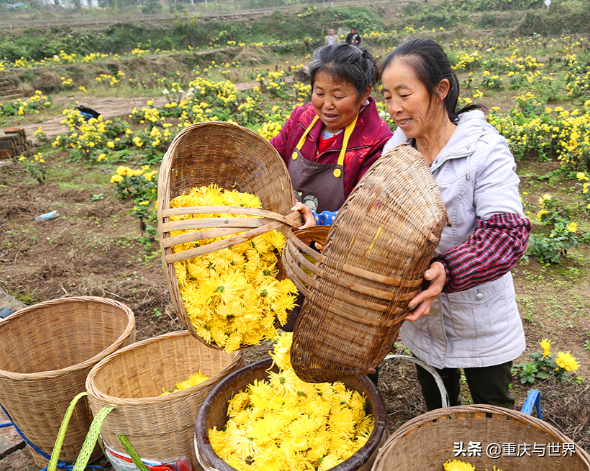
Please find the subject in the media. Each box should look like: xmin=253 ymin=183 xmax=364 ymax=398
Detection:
xmin=312 ymin=71 xmax=370 ymax=134
xmin=382 ymin=58 xmax=446 ymax=140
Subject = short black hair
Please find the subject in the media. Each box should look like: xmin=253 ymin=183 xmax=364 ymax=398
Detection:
xmin=308 ymin=44 xmax=377 ymax=99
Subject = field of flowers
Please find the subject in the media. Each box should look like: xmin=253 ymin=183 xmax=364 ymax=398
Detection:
xmin=7 ymin=33 xmax=589 ymax=264
xmin=1 ymin=28 xmax=589 ymax=450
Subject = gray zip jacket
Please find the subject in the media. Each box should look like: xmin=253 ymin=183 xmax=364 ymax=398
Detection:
xmin=382 ymin=110 xmax=526 ymax=368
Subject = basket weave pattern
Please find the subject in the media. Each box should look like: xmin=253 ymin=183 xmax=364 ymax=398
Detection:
xmin=195 ymin=358 xmax=387 ymax=471
xmin=157 ymin=122 xmax=301 ymax=348
xmin=0 ymin=297 xmax=136 ymax=466
xmin=86 ymin=331 xmax=244 ymax=469
xmin=371 ymin=404 xmax=590 ymax=470
xmin=284 ymin=144 xmax=448 ymax=383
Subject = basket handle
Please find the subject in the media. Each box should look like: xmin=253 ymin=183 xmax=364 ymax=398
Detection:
xmin=161 ymin=206 xmax=302 ymax=228
xmin=117 ymin=435 xmax=150 ymax=471
xmin=383 ymin=354 xmax=449 ymax=408
xmin=47 ymin=392 xmax=116 ymax=471
xmin=163 ymin=211 xmax=302 ymax=263
xmin=291 ymin=225 xmax=330 ymax=246
xmin=521 ymin=389 xmax=543 ymax=419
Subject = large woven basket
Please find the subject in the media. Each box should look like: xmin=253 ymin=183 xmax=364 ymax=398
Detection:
xmin=157 ymin=121 xmax=302 ymax=349
xmin=283 ymin=143 xmax=448 ymax=383
xmin=195 ymin=357 xmax=387 ymax=471
xmin=372 ymin=404 xmax=590 ymax=470
xmin=0 ymin=296 xmax=135 ymax=467
xmin=86 ymin=331 xmax=244 ymax=470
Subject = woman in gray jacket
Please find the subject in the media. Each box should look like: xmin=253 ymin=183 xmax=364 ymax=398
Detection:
xmin=379 ymin=38 xmax=531 ymax=410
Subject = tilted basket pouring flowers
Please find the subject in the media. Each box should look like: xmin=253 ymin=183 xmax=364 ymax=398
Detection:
xmin=283 ymin=143 xmax=449 ymax=383
xmin=158 ymin=121 xmax=303 ymax=352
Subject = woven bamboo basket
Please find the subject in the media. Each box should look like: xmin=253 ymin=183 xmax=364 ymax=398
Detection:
xmin=0 ymin=296 xmax=135 ymax=467
xmin=283 ymin=143 xmax=448 ymax=383
xmin=371 ymin=404 xmax=590 ymax=470
xmin=195 ymin=357 xmax=387 ymax=471
xmin=157 ymin=121 xmax=302 ymax=349
xmin=86 ymin=331 xmax=244 ymax=470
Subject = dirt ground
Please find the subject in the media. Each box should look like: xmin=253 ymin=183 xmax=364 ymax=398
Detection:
xmin=0 ymin=123 xmax=589 ymax=469
xmin=1 ymin=153 xmax=589 ymax=453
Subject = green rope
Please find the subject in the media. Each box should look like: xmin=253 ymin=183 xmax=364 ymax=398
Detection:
xmin=71 ymin=406 xmax=116 ymax=471
xmin=117 ymin=435 xmax=150 ymax=471
xmin=47 ymin=392 xmax=90 ymax=471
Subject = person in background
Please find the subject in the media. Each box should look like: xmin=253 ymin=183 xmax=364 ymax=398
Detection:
xmin=270 ymin=43 xmax=392 ymax=331
xmin=346 ymin=27 xmax=361 ymax=46
xmin=324 ymin=28 xmax=340 ymax=46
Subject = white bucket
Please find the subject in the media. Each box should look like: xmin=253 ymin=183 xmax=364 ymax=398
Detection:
xmin=102 ymin=438 xmax=194 ymax=471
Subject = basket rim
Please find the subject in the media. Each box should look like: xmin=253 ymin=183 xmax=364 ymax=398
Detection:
xmin=195 ymin=357 xmax=387 ymax=471
xmin=373 ymin=404 xmax=590 ymax=467
xmin=86 ymin=330 xmax=243 ymax=406
xmin=0 ymin=296 xmax=135 ymax=380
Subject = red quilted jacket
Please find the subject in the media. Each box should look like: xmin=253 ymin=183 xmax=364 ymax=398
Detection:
xmin=270 ymin=97 xmax=393 ymax=198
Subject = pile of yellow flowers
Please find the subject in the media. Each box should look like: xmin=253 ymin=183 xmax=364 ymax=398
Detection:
xmin=159 ymin=371 xmax=210 ymax=396
xmin=171 ymin=185 xmax=298 ymax=353
xmin=444 ymin=460 xmax=502 ymax=471
xmin=209 ymin=333 xmax=375 ymax=471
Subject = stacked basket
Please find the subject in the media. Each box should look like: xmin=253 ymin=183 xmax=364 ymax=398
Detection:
xmin=0 ymin=297 xmax=135 ymax=467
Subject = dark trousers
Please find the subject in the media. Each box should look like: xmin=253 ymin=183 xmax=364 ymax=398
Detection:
xmin=415 ymin=360 xmax=514 ymax=411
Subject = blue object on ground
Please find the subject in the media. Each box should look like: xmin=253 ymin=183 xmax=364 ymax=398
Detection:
xmin=521 ymin=388 xmax=542 ymax=419
xmin=0 ymin=307 xmax=16 ymax=319
xmin=35 ymin=210 xmax=59 ymax=221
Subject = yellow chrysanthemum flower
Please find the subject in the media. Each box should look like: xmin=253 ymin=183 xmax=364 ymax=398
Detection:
xmin=170 ymin=185 xmax=298 ymax=352
xmin=538 ymin=193 xmax=552 ymax=206
xmin=555 ymin=351 xmax=580 ymax=372
xmin=540 ymin=338 xmax=552 ymax=358
xmin=210 ymin=334 xmax=374 ymax=470
xmin=159 ymin=370 xmax=209 ymax=396
xmin=443 ymin=459 xmax=476 ymax=471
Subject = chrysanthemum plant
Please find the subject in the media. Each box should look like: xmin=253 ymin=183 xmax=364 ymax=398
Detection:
xmin=513 ymin=339 xmax=581 ymax=384
xmin=526 ymin=193 xmax=579 ymax=264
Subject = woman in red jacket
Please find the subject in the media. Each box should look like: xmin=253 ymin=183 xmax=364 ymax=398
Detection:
xmin=271 ymin=43 xmax=392 ymax=222
xmin=271 ymin=44 xmax=392 ymax=332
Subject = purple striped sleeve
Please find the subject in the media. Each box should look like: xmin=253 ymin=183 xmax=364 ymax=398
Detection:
xmin=432 ymin=213 xmax=531 ymax=294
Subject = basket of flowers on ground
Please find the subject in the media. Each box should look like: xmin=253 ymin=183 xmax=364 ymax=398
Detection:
xmin=195 ymin=333 xmax=387 ymax=471
xmin=86 ymin=330 xmax=244 ymax=470
xmin=157 ymin=121 xmax=303 ymax=353
xmin=371 ymin=404 xmax=590 ymax=471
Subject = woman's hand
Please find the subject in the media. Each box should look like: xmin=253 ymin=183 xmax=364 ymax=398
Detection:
xmin=292 ymin=202 xmax=317 ymax=229
xmin=405 ymin=262 xmax=446 ymax=322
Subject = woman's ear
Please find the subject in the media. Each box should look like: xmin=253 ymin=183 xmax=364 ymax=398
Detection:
xmin=435 ymin=79 xmax=451 ymax=101
xmin=361 ymin=84 xmax=373 ymax=102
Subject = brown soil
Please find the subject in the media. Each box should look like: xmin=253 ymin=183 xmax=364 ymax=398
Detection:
xmin=1 ymin=125 xmax=589 ymax=466
xmin=0 ymin=164 xmax=181 ymax=341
